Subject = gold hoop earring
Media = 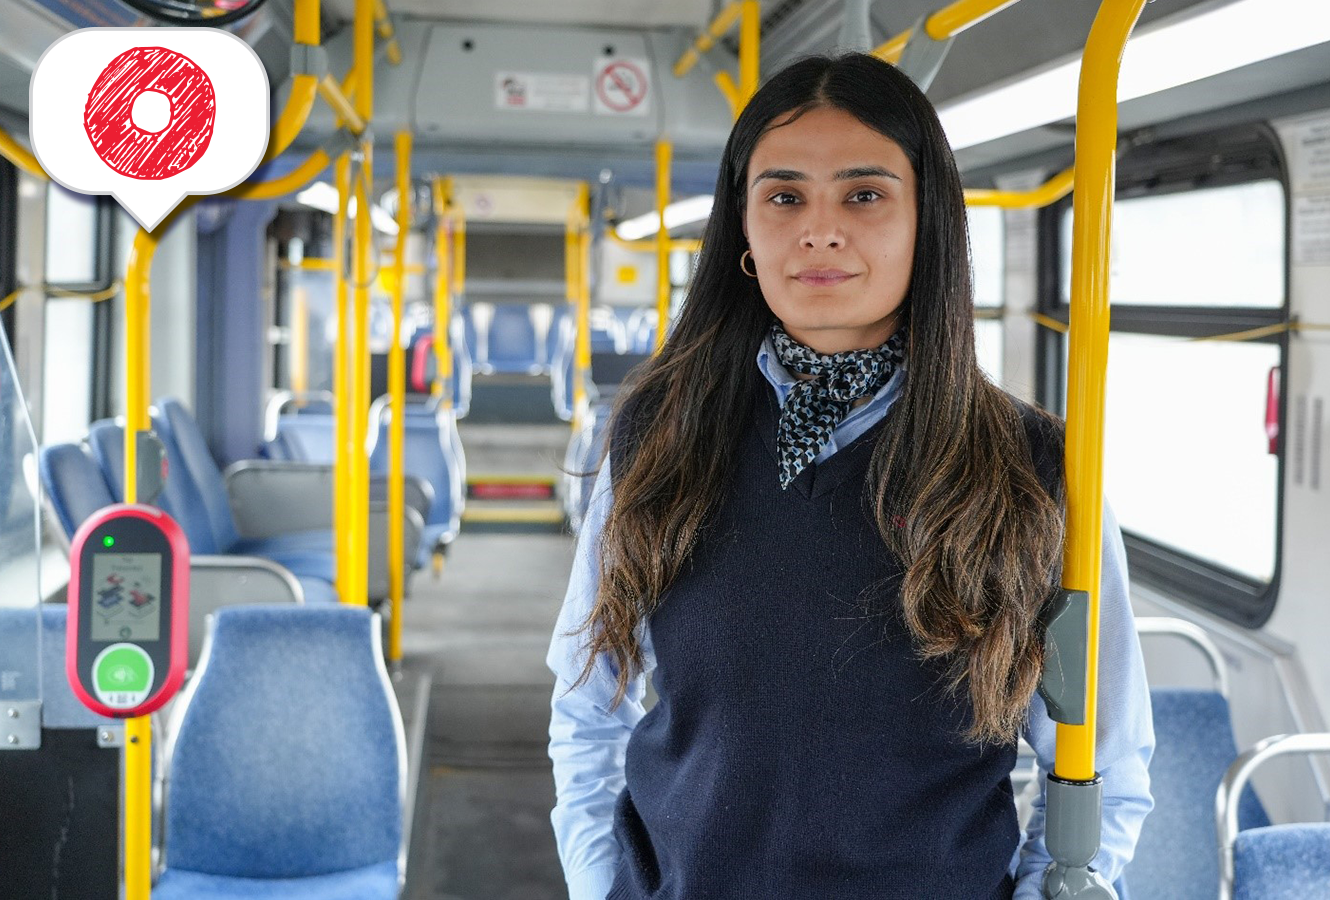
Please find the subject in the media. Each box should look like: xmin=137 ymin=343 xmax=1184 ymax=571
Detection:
xmin=740 ymin=249 xmax=757 ymax=278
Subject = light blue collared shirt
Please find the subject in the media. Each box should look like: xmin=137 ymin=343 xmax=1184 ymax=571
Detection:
xmin=546 ymin=336 xmax=1155 ymax=900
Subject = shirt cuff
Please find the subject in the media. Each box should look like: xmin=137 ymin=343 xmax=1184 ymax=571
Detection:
xmin=566 ymin=862 xmax=620 ymax=900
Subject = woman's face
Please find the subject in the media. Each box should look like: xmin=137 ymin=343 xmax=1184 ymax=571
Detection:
xmin=743 ymin=105 xmax=917 ymax=355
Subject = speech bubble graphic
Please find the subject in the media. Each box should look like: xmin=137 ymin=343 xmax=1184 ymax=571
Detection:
xmin=31 ymin=29 xmax=269 ymax=231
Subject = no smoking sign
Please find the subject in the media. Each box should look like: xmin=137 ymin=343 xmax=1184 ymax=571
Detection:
xmin=593 ymin=57 xmax=650 ymax=117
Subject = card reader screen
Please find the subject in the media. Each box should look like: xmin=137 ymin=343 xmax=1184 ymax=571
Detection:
xmin=90 ymin=553 xmax=162 ymax=642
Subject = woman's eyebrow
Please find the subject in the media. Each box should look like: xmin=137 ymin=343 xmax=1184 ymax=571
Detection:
xmin=751 ymin=165 xmax=901 ymax=186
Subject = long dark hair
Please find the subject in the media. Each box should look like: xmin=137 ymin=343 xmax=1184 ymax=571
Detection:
xmin=573 ymin=52 xmax=1065 ymax=745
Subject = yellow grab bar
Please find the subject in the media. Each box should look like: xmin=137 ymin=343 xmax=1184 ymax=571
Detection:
xmin=874 ymin=0 xmax=1023 ymax=64
xmin=387 ymin=131 xmax=410 ymax=660
xmin=334 ymin=154 xmax=353 ymax=602
xmin=0 ymin=126 xmax=46 ymax=181
xmin=673 ymin=1 xmax=744 ymax=77
xmin=1055 ymin=0 xmax=1147 ymax=783
xmin=432 ymin=177 xmax=454 ymax=405
xmin=654 ymin=139 xmax=672 ymax=354
xmin=964 ymin=165 xmax=1075 ymax=209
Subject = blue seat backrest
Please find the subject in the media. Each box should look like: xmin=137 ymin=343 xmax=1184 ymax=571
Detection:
xmin=39 ymin=443 xmax=115 ymax=539
xmin=164 ymin=605 xmax=402 ymax=878
xmin=1121 ymin=688 xmax=1270 ymax=900
xmin=274 ymin=414 xmax=338 ymax=464
xmin=1233 ymin=823 xmax=1330 ymax=900
xmin=86 ymin=419 xmax=219 ymax=555
xmin=157 ymin=399 xmax=240 ymax=554
xmin=487 ymin=304 xmax=538 ymax=372
xmin=369 ymin=416 xmax=456 ymax=530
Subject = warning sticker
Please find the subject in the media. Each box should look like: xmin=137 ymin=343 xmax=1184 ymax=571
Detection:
xmin=494 ymin=71 xmax=590 ymax=113
xmin=593 ymin=58 xmax=651 ymax=117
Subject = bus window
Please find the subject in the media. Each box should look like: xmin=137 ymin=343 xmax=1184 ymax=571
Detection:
xmin=970 ymin=206 xmax=1004 ymax=384
xmin=1059 ymin=180 xmax=1285 ymax=309
xmin=1049 ymin=159 xmax=1287 ymax=623
xmin=40 ymin=185 xmax=102 ymax=443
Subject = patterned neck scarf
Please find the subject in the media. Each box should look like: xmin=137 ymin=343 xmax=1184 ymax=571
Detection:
xmin=770 ymin=321 xmax=907 ymax=489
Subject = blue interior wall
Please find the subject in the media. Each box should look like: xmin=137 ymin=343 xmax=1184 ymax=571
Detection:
xmin=195 ymin=199 xmax=275 ymax=466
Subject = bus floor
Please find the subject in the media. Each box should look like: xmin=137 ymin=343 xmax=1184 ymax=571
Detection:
xmin=401 ymin=419 xmax=575 ymax=900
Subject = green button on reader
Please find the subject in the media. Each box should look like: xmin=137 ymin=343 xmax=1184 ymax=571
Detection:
xmin=66 ymin=504 xmax=190 ymax=719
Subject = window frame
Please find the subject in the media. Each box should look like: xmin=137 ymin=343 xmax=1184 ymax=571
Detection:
xmin=40 ymin=186 xmax=118 ymax=432
xmin=1037 ymin=123 xmax=1289 ymax=628
xmin=0 ymin=159 xmax=16 ymax=343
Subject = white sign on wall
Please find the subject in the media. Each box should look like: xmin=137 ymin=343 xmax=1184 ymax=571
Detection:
xmin=494 ymin=71 xmax=590 ymax=113
xmin=592 ymin=58 xmax=651 ymax=117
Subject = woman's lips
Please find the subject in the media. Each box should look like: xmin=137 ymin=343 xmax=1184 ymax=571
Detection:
xmin=794 ymin=269 xmax=856 ymax=286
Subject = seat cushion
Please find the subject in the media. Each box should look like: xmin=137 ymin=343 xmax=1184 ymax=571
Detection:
xmin=153 ymin=860 xmax=398 ymax=900
xmin=1233 ymin=823 xmax=1330 ymax=900
xmin=250 ymin=549 xmax=336 ymax=584
xmin=233 ymin=529 xmax=333 ymax=557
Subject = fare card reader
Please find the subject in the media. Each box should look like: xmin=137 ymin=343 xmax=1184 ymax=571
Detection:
xmin=66 ymin=504 xmax=189 ymax=719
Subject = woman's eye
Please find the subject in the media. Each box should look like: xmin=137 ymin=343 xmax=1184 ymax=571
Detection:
xmin=850 ymin=189 xmax=881 ymax=203
xmin=769 ymin=192 xmax=799 ymax=205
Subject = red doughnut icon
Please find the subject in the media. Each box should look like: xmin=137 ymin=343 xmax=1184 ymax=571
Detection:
xmin=84 ymin=46 xmax=215 ymax=181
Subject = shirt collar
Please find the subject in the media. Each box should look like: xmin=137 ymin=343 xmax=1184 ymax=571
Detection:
xmin=756 ymin=333 xmax=908 ymax=408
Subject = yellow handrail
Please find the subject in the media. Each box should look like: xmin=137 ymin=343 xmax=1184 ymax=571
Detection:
xmin=0 ymin=126 xmax=46 ymax=181
xmin=1056 ymin=0 xmax=1147 ymax=783
xmin=654 ymin=140 xmax=672 ymax=354
xmin=334 ymin=154 xmax=352 ymax=602
xmin=317 ymin=75 xmax=369 ymax=135
xmin=350 ymin=146 xmax=372 ymax=606
xmin=964 ymin=165 xmax=1075 ymax=209
xmin=432 ymin=177 xmax=455 ymax=405
xmin=387 ymin=130 xmax=410 ymax=660
xmin=227 ymin=149 xmax=332 ymax=201
xmin=674 ymin=0 xmax=760 ymax=119
xmin=673 ymin=1 xmax=744 ymax=77
xmin=873 ymin=0 xmax=1023 ymax=64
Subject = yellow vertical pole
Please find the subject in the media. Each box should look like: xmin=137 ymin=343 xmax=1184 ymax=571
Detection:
xmin=432 ymin=177 xmax=454 ymax=406
xmin=345 ymin=0 xmax=374 ymax=606
xmin=1053 ymin=0 xmax=1147 ymax=783
xmin=334 ymin=155 xmax=352 ymax=601
xmin=654 ymin=140 xmax=672 ymax=354
xmin=387 ymin=131 xmax=410 ymax=662
xmin=738 ymin=0 xmax=761 ymax=111
xmin=565 ymin=206 xmax=579 ymax=429
xmin=350 ymin=152 xmax=372 ymax=607
xmin=575 ymin=183 xmax=592 ymax=425
xmin=122 ymin=227 xmax=156 ymax=900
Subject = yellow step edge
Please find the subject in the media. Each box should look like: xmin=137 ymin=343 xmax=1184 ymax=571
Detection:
xmin=462 ymin=506 xmax=566 ymax=524
xmin=468 ymin=474 xmax=559 ymax=486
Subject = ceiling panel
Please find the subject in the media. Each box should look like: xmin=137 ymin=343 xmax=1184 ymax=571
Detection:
xmin=323 ymin=0 xmax=713 ymax=29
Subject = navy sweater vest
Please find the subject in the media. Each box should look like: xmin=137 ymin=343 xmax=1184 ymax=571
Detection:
xmin=606 ymin=383 xmax=1063 ymax=900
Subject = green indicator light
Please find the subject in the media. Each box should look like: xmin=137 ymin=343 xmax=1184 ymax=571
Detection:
xmin=103 ymin=535 xmax=115 ymax=548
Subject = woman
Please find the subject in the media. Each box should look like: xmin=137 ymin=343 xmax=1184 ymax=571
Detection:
xmin=546 ymin=53 xmax=1153 ymax=900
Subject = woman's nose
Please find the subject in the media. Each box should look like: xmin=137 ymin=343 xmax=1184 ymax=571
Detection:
xmin=800 ymin=205 xmax=845 ymax=250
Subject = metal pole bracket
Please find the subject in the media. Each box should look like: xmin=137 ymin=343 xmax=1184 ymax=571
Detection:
xmin=895 ymin=14 xmax=954 ymax=92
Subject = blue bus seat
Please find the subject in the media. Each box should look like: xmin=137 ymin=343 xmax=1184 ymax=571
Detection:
xmin=484 ymin=303 xmax=542 ymax=375
xmin=85 ymin=418 xmax=338 ymax=605
xmin=38 ymin=442 xmax=117 ymax=541
xmin=368 ymin=410 xmax=462 ymax=567
xmin=154 ymin=606 xmax=404 ymax=900
xmin=272 ymin=413 xmax=338 ymax=464
xmin=1232 ymin=823 xmax=1330 ymax=899
xmin=1120 ymin=687 xmax=1269 ymax=900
